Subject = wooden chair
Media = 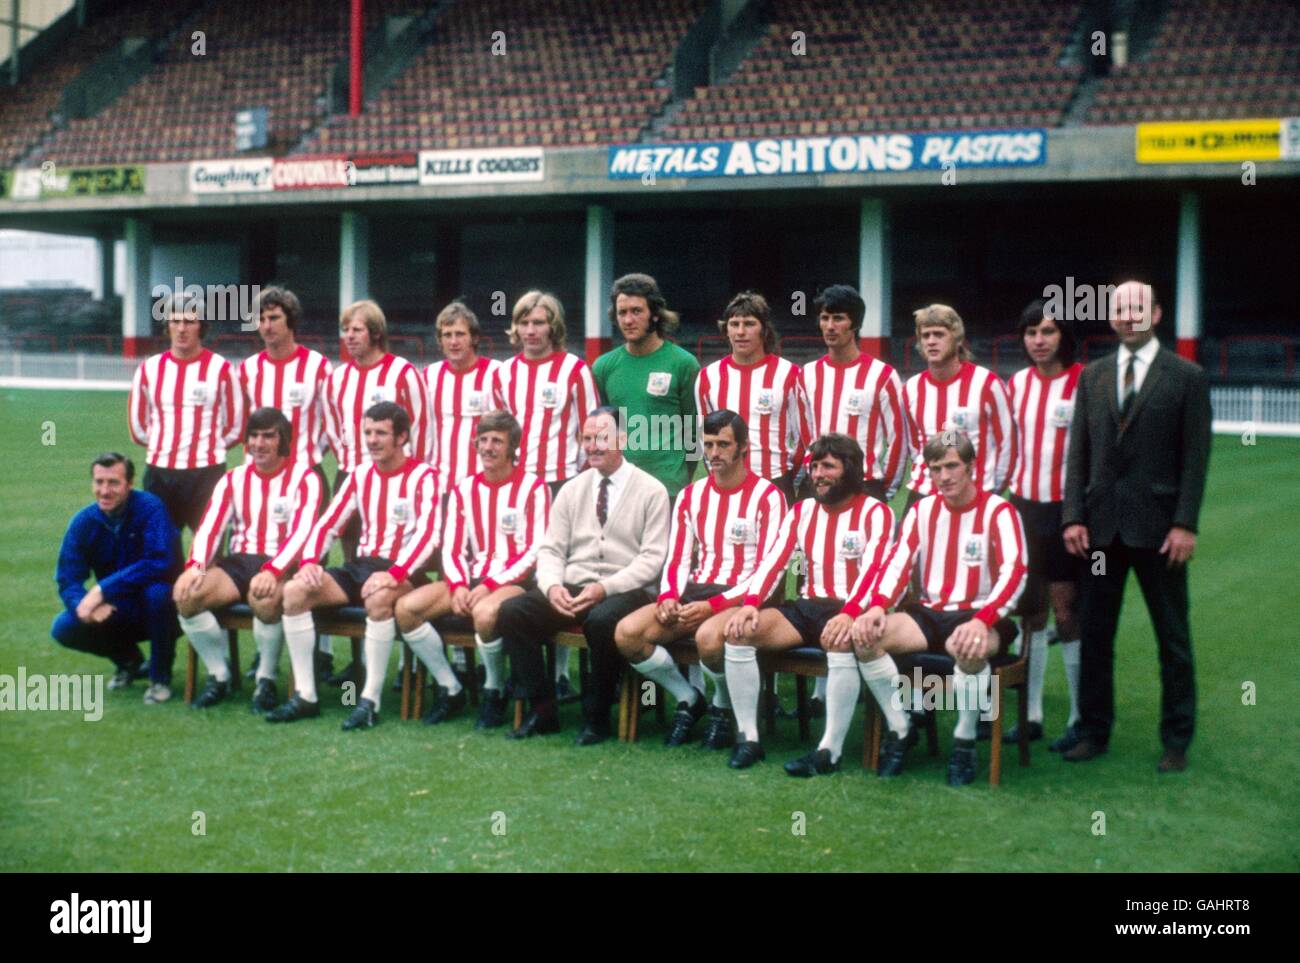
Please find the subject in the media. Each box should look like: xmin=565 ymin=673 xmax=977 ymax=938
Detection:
xmin=619 ymin=638 xmax=694 ymax=742
xmin=402 ymin=614 xmax=480 ymax=721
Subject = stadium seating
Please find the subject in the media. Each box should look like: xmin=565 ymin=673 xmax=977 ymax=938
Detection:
xmin=302 ymin=0 xmax=701 ymax=155
xmin=663 ymin=0 xmax=1085 ymax=141
xmin=1086 ymin=0 xmax=1300 ymax=124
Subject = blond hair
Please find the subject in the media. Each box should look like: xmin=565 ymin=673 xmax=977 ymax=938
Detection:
xmin=436 ymin=300 xmax=481 ymax=346
xmin=913 ymin=303 xmax=973 ymax=362
xmin=509 ymin=290 xmax=566 ymax=350
xmin=340 ymin=299 xmax=388 ymax=352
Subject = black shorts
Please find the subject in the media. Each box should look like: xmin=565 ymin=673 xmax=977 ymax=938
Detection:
xmin=775 ymin=598 xmax=844 ymax=647
xmin=214 ymin=553 xmax=272 ymax=598
xmin=1009 ymin=495 xmax=1080 ymax=616
xmin=144 ymin=463 xmax=226 ymax=533
xmin=325 ymin=557 xmax=428 ymax=606
xmin=679 ymin=582 xmax=730 ymax=605
xmin=901 ymin=603 xmax=1018 ymax=656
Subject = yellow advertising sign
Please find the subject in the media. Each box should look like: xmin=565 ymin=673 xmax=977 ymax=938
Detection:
xmin=1136 ymin=118 xmax=1296 ymax=163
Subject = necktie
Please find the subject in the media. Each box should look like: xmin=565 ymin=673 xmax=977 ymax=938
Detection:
xmin=597 ymin=477 xmax=610 ymax=527
xmin=1120 ymin=353 xmax=1137 ymax=424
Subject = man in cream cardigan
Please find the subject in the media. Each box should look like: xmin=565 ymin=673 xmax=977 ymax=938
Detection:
xmin=496 ymin=407 xmax=670 ymax=744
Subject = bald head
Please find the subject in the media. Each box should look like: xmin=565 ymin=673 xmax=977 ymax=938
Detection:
xmin=1109 ymin=280 xmax=1161 ymax=348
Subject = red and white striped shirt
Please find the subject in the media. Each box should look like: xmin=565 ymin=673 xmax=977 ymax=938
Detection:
xmin=1008 ymin=363 xmax=1084 ymax=503
xmin=696 ymin=354 xmax=805 ymax=479
xmin=128 ymin=349 xmax=244 ymax=469
xmin=301 ymin=457 xmax=440 ymax=582
xmin=187 ymin=461 xmax=324 ymax=577
xmin=852 ymin=489 xmax=1027 ymax=626
xmin=238 ymin=346 xmax=333 ymax=466
xmin=494 ymin=351 xmax=598 ymax=483
xmin=742 ymin=492 xmax=894 ymax=606
xmin=902 ymin=361 xmax=1017 ymax=496
xmin=660 ymin=471 xmax=787 ymax=613
xmin=442 ymin=466 xmax=550 ymax=593
xmin=425 ymin=356 xmax=504 ymax=496
xmin=323 ymin=353 xmax=430 ymax=474
xmin=800 ymin=354 xmax=908 ymax=497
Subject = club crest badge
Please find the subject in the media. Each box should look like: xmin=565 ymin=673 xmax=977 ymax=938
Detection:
xmin=368 ymin=384 xmax=396 ymax=406
xmin=646 ymin=372 xmax=671 ymax=397
xmin=840 ymin=532 xmax=865 ymax=558
xmin=269 ymin=496 xmax=293 ymax=525
xmin=500 ymin=509 xmax=520 ymax=534
xmin=754 ymin=388 xmax=775 ymax=414
xmin=286 ymin=382 xmax=306 ymax=406
xmin=540 ymin=382 xmax=560 ymax=408
xmin=949 ymin=407 xmax=974 ymax=431
xmin=727 ymin=519 xmax=754 ymax=544
xmin=1051 ymin=401 xmax=1073 ymax=428
xmin=844 ymin=391 xmax=866 ymax=415
xmin=465 ymin=390 xmax=486 ymax=415
xmin=187 ymin=383 xmax=210 ymax=405
xmin=391 ymin=498 xmax=412 ymax=524
xmin=962 ymin=535 xmax=985 ymax=565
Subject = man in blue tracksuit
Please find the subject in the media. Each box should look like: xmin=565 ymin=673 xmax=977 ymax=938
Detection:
xmin=53 ymin=452 xmax=183 ymax=703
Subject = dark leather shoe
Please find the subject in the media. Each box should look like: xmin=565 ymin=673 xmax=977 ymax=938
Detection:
xmin=422 ymin=687 xmax=467 ymax=725
xmin=574 ymin=724 xmax=610 ymax=746
xmin=265 ymin=694 xmax=321 ymax=723
xmin=664 ymin=692 xmax=708 ymax=746
xmin=250 ymin=678 xmax=278 ymax=714
xmin=555 ymin=675 xmax=579 ymax=705
xmin=784 ymin=748 xmax=840 ymax=778
xmin=314 ymin=651 xmax=333 ymax=682
xmin=506 ymin=710 xmax=560 ymax=740
xmin=191 ymin=674 xmax=231 ymax=709
xmin=341 ymin=697 xmax=378 ymax=731
xmin=1049 ymin=724 xmax=1080 ymax=753
xmin=1062 ymin=737 xmax=1108 ymax=762
xmin=728 ymin=740 xmax=765 ymax=769
xmin=1003 ymin=720 xmax=1043 ymax=744
xmin=699 ymin=706 xmax=734 ymax=750
xmin=877 ymin=724 xmax=918 ymax=777
xmin=1157 ymin=748 xmax=1188 ymax=773
xmin=947 ymin=743 xmax=978 ymax=786
xmin=475 ymin=689 xmax=507 ymax=729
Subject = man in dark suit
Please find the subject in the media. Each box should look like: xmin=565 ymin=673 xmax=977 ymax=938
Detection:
xmin=1061 ymin=281 xmax=1211 ymax=772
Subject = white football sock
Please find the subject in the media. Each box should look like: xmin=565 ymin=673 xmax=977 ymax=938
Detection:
xmin=1060 ymin=638 xmax=1082 ymax=726
xmin=633 ymin=646 xmax=700 ymax=707
xmin=283 ymin=611 xmax=318 ymax=702
xmin=1027 ymin=628 xmax=1050 ymax=723
xmin=252 ymin=617 xmax=283 ymax=682
xmin=317 ymin=634 xmax=333 ymax=656
xmin=817 ymin=651 xmax=860 ymax=762
xmin=178 ymin=611 xmax=229 ymax=681
xmin=554 ymin=644 xmax=571 ymax=682
xmin=813 ymin=674 xmax=828 ymax=701
xmin=859 ymin=655 xmax=911 ymax=738
xmin=701 ymin=664 xmax=730 ymax=708
xmin=476 ymin=634 xmax=505 ymax=692
xmin=724 ymin=643 xmax=761 ymax=742
xmin=953 ymin=665 xmax=990 ymax=741
xmin=360 ymin=618 xmax=397 ymax=710
xmin=403 ymin=621 xmax=462 ymax=695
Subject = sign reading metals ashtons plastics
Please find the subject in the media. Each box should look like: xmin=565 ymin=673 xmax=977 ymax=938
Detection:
xmin=418 ymin=147 xmax=544 ymax=185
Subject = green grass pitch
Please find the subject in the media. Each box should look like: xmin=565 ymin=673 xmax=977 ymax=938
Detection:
xmin=1 ymin=387 xmax=1296 ymax=872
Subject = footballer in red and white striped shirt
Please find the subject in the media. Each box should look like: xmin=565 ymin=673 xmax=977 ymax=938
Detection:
xmin=396 ymin=409 xmax=550 ymax=728
xmin=800 ymin=285 xmax=909 ymax=501
xmin=238 ymin=288 xmax=332 ymax=468
xmin=493 ymin=291 xmax=598 ymax=486
xmin=693 ymin=433 xmax=893 ymax=771
xmin=695 ymin=292 xmax=806 ymax=499
xmin=1005 ymin=299 xmax=1085 ymax=751
xmin=846 ymin=431 xmax=1028 ymax=786
xmin=424 ymin=301 xmax=503 ymax=498
xmin=173 ymin=409 xmax=322 ymax=711
xmin=614 ymin=410 xmax=787 ymax=749
xmin=901 ymin=305 xmax=1016 ymax=500
xmin=270 ymin=402 xmax=440 ymax=726
xmin=128 ymin=298 xmax=245 ymax=532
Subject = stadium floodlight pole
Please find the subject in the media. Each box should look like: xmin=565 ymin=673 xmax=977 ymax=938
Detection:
xmin=349 ymin=0 xmax=364 ymax=117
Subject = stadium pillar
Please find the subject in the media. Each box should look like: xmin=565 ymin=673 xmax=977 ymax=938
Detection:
xmin=584 ymin=204 xmax=613 ymax=364
xmin=1175 ymin=191 xmax=1202 ymax=363
xmin=339 ymin=211 xmax=370 ymax=313
xmin=858 ymin=197 xmax=891 ymax=360
xmin=349 ymin=0 xmax=363 ymax=117
xmin=95 ymin=231 xmax=115 ymax=303
xmin=122 ymin=217 xmax=152 ymax=359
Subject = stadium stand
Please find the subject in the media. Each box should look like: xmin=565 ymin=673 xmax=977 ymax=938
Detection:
xmin=664 ymin=0 xmax=1086 ymax=140
xmin=1086 ymin=0 xmax=1300 ymax=124
xmin=303 ymin=0 xmax=702 ymax=153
